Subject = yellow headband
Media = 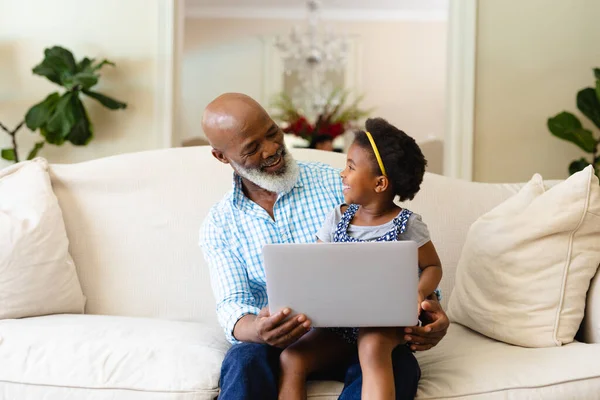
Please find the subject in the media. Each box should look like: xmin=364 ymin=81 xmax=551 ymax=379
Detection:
xmin=365 ymin=131 xmax=387 ymax=177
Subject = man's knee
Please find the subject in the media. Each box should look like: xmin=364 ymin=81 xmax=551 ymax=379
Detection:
xmin=391 ymin=345 xmax=419 ymax=375
xmin=220 ymin=343 xmax=281 ymax=400
xmin=391 ymin=345 xmax=421 ymax=398
xmin=222 ymin=342 xmax=279 ymax=374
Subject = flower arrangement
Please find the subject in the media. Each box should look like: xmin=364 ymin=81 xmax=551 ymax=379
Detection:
xmin=271 ymin=89 xmax=371 ymax=145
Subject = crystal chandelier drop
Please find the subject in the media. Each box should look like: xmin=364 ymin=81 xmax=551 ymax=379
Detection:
xmin=275 ymin=0 xmax=349 ymax=119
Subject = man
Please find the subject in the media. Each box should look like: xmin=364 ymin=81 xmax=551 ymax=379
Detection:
xmin=199 ymin=93 xmax=449 ymax=399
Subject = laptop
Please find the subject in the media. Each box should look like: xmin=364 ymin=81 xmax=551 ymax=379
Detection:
xmin=262 ymin=241 xmax=419 ymax=327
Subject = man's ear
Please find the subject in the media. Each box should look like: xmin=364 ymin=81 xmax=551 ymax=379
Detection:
xmin=211 ymin=148 xmax=230 ymax=165
xmin=374 ymin=176 xmax=390 ymax=193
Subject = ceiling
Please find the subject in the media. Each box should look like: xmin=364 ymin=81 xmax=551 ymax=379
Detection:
xmin=186 ymin=0 xmax=448 ymax=11
xmin=185 ymin=0 xmax=449 ymax=19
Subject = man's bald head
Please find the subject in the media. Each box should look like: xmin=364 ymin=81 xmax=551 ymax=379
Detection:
xmin=202 ymin=93 xmax=271 ymax=151
xmin=201 ymin=93 xmax=299 ymax=194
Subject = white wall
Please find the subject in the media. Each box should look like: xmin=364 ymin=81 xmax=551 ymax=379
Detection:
xmin=0 ymin=0 xmax=176 ymax=168
xmin=182 ymin=17 xmax=447 ymax=145
xmin=473 ymin=0 xmax=600 ymax=182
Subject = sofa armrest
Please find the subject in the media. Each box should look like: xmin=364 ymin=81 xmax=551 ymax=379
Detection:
xmin=580 ymin=268 xmax=600 ymax=343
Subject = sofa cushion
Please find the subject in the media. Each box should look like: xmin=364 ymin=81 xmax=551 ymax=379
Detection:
xmin=448 ymin=166 xmax=600 ymax=347
xmin=415 ymin=324 xmax=600 ymax=399
xmin=0 ymin=158 xmax=85 ymax=319
xmin=303 ymin=324 xmax=600 ymax=399
xmin=0 ymin=314 xmax=229 ymax=400
xmin=581 ymin=270 xmax=600 ymax=343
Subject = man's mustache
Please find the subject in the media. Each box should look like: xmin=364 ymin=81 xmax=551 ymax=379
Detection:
xmin=260 ymin=148 xmax=286 ymax=170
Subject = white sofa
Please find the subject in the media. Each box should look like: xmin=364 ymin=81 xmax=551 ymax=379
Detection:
xmin=2 ymin=146 xmax=599 ymax=399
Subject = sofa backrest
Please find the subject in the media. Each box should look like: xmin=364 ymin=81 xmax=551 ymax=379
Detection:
xmin=48 ymin=146 xmax=526 ymax=324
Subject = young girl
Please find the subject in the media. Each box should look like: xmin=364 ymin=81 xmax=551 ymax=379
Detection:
xmin=278 ymin=118 xmax=443 ymax=400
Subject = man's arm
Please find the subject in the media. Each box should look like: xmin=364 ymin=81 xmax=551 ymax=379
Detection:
xmin=200 ymin=215 xmax=261 ymax=344
xmin=200 ymin=213 xmax=311 ymax=346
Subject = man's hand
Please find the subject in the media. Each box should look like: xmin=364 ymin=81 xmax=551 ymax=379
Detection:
xmin=404 ymin=298 xmax=449 ymax=351
xmin=417 ymin=290 xmax=426 ymax=315
xmin=254 ymin=307 xmax=312 ymax=348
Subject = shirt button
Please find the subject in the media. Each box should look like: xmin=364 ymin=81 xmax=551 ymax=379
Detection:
xmin=281 ymin=234 xmax=288 ymax=241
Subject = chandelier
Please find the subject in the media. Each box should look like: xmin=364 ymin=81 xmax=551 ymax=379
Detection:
xmin=275 ymin=0 xmax=349 ymax=119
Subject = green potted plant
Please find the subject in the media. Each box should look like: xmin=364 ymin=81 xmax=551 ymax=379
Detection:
xmin=547 ymin=68 xmax=600 ymax=178
xmin=1 ymin=46 xmax=127 ymax=163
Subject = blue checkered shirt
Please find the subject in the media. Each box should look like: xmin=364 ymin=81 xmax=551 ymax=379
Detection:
xmin=199 ymin=162 xmax=344 ymax=343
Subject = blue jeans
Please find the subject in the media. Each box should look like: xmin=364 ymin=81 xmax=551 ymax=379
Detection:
xmin=218 ymin=342 xmax=420 ymax=400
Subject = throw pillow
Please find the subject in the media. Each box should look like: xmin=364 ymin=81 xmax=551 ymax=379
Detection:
xmin=448 ymin=165 xmax=600 ymax=347
xmin=0 ymin=158 xmax=85 ymax=319
xmin=580 ymin=269 xmax=600 ymax=343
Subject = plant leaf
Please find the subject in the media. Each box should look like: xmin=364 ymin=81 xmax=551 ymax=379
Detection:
xmin=66 ymin=96 xmax=93 ymax=146
xmin=577 ymin=87 xmax=600 ymax=130
xmin=91 ymin=59 xmax=115 ymax=72
xmin=66 ymin=72 xmax=99 ymax=90
xmin=596 ymin=78 xmax=600 ymax=104
xmin=569 ymin=158 xmax=591 ymax=175
xmin=31 ymin=64 xmax=62 ymax=85
xmin=77 ymin=57 xmax=94 ymax=73
xmin=27 ymin=142 xmax=45 ymax=160
xmin=25 ymin=92 xmax=60 ymax=130
xmin=595 ymin=68 xmax=600 ymax=80
xmin=77 ymin=58 xmax=114 ymax=75
xmin=1 ymin=148 xmax=15 ymax=161
xmin=82 ymin=89 xmax=127 ymax=110
xmin=32 ymin=46 xmax=77 ymax=86
xmin=47 ymin=46 xmax=77 ymax=72
xmin=547 ymin=112 xmax=597 ymax=153
xmin=45 ymin=92 xmax=77 ymax=144
xmin=40 ymin=126 xmax=65 ymax=146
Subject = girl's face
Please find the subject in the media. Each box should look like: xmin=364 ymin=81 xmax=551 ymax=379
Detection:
xmin=340 ymin=142 xmax=381 ymax=205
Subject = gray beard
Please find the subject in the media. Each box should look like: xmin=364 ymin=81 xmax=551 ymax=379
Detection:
xmin=231 ymin=151 xmax=300 ymax=195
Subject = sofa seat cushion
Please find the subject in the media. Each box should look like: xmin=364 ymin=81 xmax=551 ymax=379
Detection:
xmin=0 ymin=314 xmax=229 ymax=400
xmin=305 ymin=323 xmax=600 ymax=399
xmin=4 ymin=315 xmax=598 ymax=399
xmin=415 ymin=323 xmax=600 ymax=399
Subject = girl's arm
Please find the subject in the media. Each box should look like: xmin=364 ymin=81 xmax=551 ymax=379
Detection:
xmin=417 ymin=241 xmax=443 ymax=303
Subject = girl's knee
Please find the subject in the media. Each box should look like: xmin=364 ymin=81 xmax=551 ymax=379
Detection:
xmin=279 ymin=347 xmax=308 ymax=373
xmin=358 ymin=328 xmax=402 ymax=361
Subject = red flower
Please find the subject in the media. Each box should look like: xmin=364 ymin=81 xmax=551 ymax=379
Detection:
xmin=283 ymin=115 xmax=347 ymax=141
xmin=317 ymin=121 xmax=345 ymax=138
xmin=283 ymin=116 xmax=313 ymax=138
